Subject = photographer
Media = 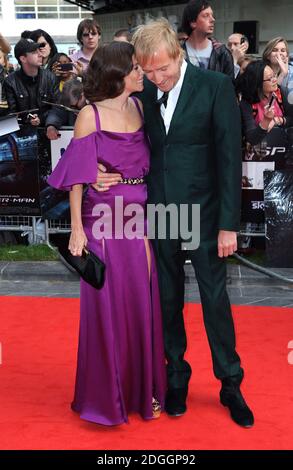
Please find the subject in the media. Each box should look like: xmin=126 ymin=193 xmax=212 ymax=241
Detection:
xmin=236 ymin=60 xmax=293 ymax=154
xmin=227 ymin=33 xmax=249 ymax=78
xmin=4 ymin=38 xmax=60 ymax=126
xmin=46 ymin=78 xmax=85 ymax=140
xmin=48 ymin=52 xmax=75 ymax=91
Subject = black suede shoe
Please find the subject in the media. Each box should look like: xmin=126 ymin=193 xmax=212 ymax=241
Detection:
xmin=220 ymin=381 xmax=254 ymax=428
xmin=165 ymin=387 xmax=188 ymax=417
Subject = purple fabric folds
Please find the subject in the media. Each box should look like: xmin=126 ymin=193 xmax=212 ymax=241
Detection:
xmin=47 ymin=105 xmax=167 ymax=426
xmin=48 ymin=133 xmax=98 ymax=191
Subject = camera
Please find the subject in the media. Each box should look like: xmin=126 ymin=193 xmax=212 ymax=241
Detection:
xmin=59 ymin=63 xmax=73 ymax=72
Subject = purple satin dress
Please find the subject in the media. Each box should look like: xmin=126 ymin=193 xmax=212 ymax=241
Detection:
xmin=48 ymin=98 xmax=166 ymax=426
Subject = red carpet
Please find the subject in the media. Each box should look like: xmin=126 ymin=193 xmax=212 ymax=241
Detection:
xmin=0 ymin=296 xmax=293 ymax=450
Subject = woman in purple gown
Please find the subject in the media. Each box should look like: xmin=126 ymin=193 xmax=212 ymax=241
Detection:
xmin=48 ymin=42 xmax=166 ymax=426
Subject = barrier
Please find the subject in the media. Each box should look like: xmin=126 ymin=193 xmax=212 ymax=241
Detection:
xmin=0 ymin=126 xmax=73 ymax=247
xmin=1 ymin=126 xmax=292 ymax=264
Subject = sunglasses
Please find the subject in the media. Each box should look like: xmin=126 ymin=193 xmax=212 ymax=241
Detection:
xmin=82 ymin=31 xmax=98 ymax=38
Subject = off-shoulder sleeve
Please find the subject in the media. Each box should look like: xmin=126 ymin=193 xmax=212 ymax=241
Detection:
xmin=47 ymin=133 xmax=98 ymax=191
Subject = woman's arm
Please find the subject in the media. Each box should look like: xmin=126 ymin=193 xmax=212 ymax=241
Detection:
xmin=68 ymin=105 xmax=96 ymax=255
xmin=68 ymin=185 xmax=87 ymax=256
xmin=276 ymin=53 xmax=289 ymax=85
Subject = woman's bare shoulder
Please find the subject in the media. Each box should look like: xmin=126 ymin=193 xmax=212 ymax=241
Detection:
xmin=133 ymin=97 xmax=144 ymax=113
xmin=74 ymin=104 xmax=96 ymax=139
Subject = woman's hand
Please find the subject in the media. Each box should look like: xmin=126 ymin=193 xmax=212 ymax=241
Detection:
xmin=51 ymin=61 xmax=62 ymax=77
xmin=264 ymin=104 xmax=275 ymax=120
xmin=69 ymin=227 xmax=88 ymax=256
xmin=273 ymin=116 xmax=285 ymax=126
xmin=276 ymin=52 xmax=288 ymax=78
xmin=260 ymin=104 xmax=275 ymax=131
xmin=73 ymin=61 xmax=84 ymax=78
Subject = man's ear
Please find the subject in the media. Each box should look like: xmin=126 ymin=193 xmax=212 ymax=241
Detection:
xmin=19 ymin=54 xmax=26 ymax=65
xmin=190 ymin=21 xmax=197 ymax=30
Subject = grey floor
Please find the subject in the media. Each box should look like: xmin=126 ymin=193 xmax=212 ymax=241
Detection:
xmin=1 ymin=260 xmax=293 ymax=306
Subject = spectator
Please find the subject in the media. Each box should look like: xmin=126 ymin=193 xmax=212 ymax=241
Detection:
xmin=46 ymin=78 xmax=85 ymax=140
xmin=4 ymin=38 xmax=60 ymax=126
xmin=263 ymin=37 xmax=293 ymax=110
xmin=21 ymin=30 xmax=32 ymax=40
xmin=236 ymin=60 xmax=292 ymax=161
xmin=227 ymin=33 xmax=249 ymax=78
xmin=70 ymin=18 xmax=101 ymax=75
xmin=113 ymin=29 xmax=131 ymax=43
xmin=29 ymin=29 xmax=58 ymax=68
xmin=181 ymin=0 xmax=234 ymax=79
xmin=48 ymin=52 xmax=75 ymax=91
xmin=0 ymin=32 xmax=11 ymax=54
xmin=238 ymin=55 xmax=255 ymax=75
xmin=177 ymin=26 xmax=188 ymax=46
xmin=0 ymin=48 xmax=9 ymax=115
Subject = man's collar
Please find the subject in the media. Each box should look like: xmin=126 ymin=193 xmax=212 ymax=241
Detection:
xmin=20 ymin=67 xmax=40 ymax=81
xmin=157 ymin=60 xmax=188 ymax=98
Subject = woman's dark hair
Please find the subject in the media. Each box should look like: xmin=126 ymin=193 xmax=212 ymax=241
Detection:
xmin=236 ymin=60 xmax=267 ymax=104
xmin=181 ymin=0 xmax=211 ymax=36
xmin=29 ymin=29 xmax=58 ymax=60
xmin=21 ymin=30 xmax=32 ymax=39
xmin=77 ymin=18 xmax=101 ymax=46
xmin=84 ymin=42 xmax=134 ymax=102
xmin=60 ymin=78 xmax=83 ymax=108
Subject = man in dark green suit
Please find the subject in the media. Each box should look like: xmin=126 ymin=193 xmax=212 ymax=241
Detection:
xmin=131 ymin=19 xmax=254 ymax=428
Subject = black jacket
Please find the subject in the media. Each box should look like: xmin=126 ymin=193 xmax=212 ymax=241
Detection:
xmin=45 ymin=106 xmax=78 ymax=129
xmin=0 ymin=64 xmax=8 ymax=117
xmin=240 ymin=92 xmax=293 ymax=146
xmin=183 ymin=38 xmax=234 ymax=80
xmin=4 ymin=67 xmax=60 ymax=125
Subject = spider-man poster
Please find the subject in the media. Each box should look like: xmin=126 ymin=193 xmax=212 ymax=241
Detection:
xmin=0 ymin=128 xmax=40 ymax=215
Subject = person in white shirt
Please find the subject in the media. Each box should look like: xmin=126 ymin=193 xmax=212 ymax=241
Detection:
xmin=94 ymin=18 xmax=254 ymax=429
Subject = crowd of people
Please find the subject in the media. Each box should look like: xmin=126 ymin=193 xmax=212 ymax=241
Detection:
xmin=1 ymin=0 xmax=293 ymax=428
xmin=0 ymin=5 xmax=292 ymax=150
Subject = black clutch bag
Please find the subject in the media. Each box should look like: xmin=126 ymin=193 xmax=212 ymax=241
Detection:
xmin=58 ymin=244 xmax=105 ymax=290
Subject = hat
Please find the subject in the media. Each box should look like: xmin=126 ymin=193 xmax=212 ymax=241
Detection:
xmin=14 ymin=38 xmax=42 ymax=61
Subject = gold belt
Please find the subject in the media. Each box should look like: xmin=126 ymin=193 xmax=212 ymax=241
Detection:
xmin=120 ymin=177 xmax=145 ymax=185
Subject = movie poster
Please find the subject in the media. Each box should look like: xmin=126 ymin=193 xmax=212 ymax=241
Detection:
xmin=241 ymin=126 xmax=288 ymax=231
xmin=0 ymin=128 xmax=40 ymax=215
xmin=264 ymin=170 xmax=293 ymax=267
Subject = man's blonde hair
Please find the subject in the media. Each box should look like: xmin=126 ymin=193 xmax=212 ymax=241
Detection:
xmin=132 ymin=18 xmax=185 ymax=66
